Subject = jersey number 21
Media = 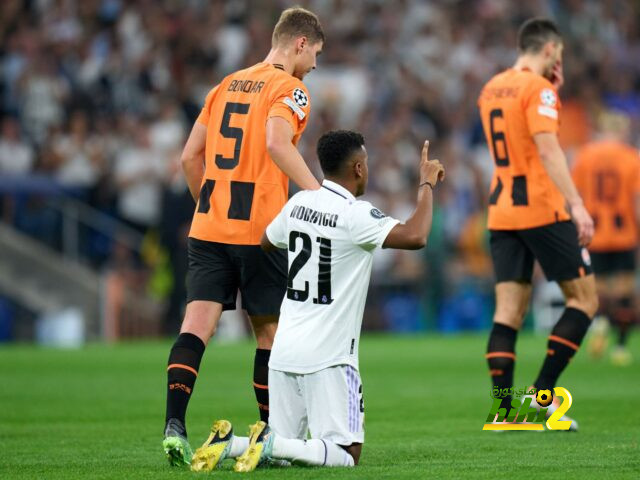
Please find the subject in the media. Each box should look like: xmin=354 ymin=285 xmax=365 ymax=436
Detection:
xmin=287 ymin=231 xmax=334 ymax=305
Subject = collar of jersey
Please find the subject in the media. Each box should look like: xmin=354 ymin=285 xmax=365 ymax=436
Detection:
xmin=321 ymin=179 xmax=356 ymax=201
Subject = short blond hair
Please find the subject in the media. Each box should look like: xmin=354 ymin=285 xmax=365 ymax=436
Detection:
xmin=272 ymin=7 xmax=324 ymax=46
xmin=597 ymin=110 xmax=630 ymax=136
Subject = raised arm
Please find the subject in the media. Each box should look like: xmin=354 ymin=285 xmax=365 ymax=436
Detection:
xmin=266 ymin=116 xmax=320 ymax=191
xmin=181 ymin=122 xmax=208 ymax=201
xmin=382 ymin=141 xmax=445 ymax=250
xmin=534 ymin=132 xmax=593 ymax=245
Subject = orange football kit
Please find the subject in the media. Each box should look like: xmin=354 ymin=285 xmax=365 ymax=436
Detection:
xmin=189 ymin=62 xmax=311 ymax=245
xmin=572 ymin=140 xmax=640 ymax=252
xmin=478 ymin=69 xmax=591 ymax=283
xmin=572 ymin=140 xmax=640 ymax=274
xmin=184 ymin=62 xmax=312 ymax=315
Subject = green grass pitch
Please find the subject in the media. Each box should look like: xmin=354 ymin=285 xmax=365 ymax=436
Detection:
xmin=1 ymin=334 xmax=638 ymax=479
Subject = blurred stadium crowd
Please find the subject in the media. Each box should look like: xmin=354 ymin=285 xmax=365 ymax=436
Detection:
xmin=1 ymin=0 xmax=639 ymax=335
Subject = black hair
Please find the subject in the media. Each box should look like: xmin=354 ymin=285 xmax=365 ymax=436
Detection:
xmin=517 ymin=18 xmax=562 ymax=53
xmin=316 ymin=130 xmax=365 ymax=176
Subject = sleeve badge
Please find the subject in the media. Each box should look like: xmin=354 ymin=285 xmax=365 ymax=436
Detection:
xmin=292 ymin=88 xmax=309 ymax=107
xmin=370 ymin=208 xmax=386 ymax=219
xmin=540 ymin=88 xmax=557 ymax=107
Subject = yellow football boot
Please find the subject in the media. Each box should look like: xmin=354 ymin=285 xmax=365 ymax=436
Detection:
xmin=190 ymin=419 xmax=234 ymax=472
xmin=233 ymin=421 xmax=274 ymax=473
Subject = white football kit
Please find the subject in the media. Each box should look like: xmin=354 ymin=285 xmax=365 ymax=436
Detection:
xmin=265 ymin=179 xmax=400 ymax=445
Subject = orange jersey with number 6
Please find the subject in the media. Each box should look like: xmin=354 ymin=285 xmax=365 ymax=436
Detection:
xmin=572 ymin=140 xmax=640 ymax=252
xmin=478 ymin=69 xmax=570 ymax=230
xmin=189 ymin=62 xmax=311 ymax=245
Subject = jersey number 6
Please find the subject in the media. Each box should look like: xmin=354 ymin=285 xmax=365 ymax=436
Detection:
xmin=489 ymin=108 xmax=510 ymax=167
xmin=488 ymin=108 xmax=529 ymax=206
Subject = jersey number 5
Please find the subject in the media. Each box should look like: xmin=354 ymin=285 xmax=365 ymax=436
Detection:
xmin=197 ymin=102 xmax=254 ymax=220
xmin=287 ymin=231 xmax=334 ymax=305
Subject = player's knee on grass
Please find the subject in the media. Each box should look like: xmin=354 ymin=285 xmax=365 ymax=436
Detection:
xmin=180 ymin=300 xmax=223 ymax=345
xmin=561 ymin=275 xmax=598 ymax=318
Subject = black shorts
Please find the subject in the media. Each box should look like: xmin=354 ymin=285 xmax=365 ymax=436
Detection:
xmin=589 ymin=250 xmax=636 ymax=275
xmin=490 ymin=221 xmax=593 ymax=283
xmin=186 ymin=237 xmax=287 ymax=316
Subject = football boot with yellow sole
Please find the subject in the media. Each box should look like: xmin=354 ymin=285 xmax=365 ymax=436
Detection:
xmin=190 ymin=419 xmax=234 ymax=472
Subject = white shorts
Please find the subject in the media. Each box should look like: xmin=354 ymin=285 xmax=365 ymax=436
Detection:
xmin=268 ymin=365 xmax=364 ymax=446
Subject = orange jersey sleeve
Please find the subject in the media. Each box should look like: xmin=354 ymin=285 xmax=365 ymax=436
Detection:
xmin=196 ymin=85 xmax=221 ymax=127
xmin=574 ymin=141 xmax=640 ymax=251
xmin=478 ymin=69 xmax=570 ymax=230
xmin=188 ymin=63 xmax=312 ymax=245
xmin=525 ymin=78 xmax=561 ymax=136
xmin=267 ymin=79 xmax=310 ymax=143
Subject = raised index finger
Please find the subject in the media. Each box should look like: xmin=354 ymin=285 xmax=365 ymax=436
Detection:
xmin=422 ymin=140 xmax=429 ymax=160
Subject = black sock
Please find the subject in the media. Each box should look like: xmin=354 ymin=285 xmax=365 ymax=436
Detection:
xmin=165 ymin=333 xmax=206 ymax=434
xmin=613 ymin=297 xmax=634 ymax=347
xmin=534 ymin=307 xmax=591 ymax=391
xmin=253 ymin=349 xmax=270 ymax=423
xmin=486 ymin=323 xmax=518 ymax=409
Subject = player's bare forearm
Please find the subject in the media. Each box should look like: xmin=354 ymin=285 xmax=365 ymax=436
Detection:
xmin=181 ymin=122 xmax=208 ymax=201
xmin=541 ymin=153 xmax=581 ymax=206
xmin=182 ymin=156 xmax=205 ymax=201
xmin=383 ymin=140 xmax=444 ymax=250
xmin=270 ymin=142 xmax=320 ymax=190
xmin=383 ymin=185 xmax=434 ymax=250
xmin=534 ymin=132 xmax=582 ymax=206
xmin=535 ymin=132 xmax=594 ymax=245
xmin=266 ymin=116 xmax=320 ymax=191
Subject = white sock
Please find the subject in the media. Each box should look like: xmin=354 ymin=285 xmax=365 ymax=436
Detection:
xmin=228 ymin=435 xmax=250 ymax=458
xmin=272 ymin=435 xmax=354 ymax=467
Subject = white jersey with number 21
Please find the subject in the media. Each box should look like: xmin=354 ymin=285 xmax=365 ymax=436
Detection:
xmin=265 ymin=179 xmax=400 ymax=374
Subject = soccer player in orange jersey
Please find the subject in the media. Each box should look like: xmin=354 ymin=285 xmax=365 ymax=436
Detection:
xmin=163 ymin=7 xmax=324 ymax=466
xmin=573 ymin=111 xmax=640 ymax=366
xmin=478 ymin=18 xmax=598 ymax=429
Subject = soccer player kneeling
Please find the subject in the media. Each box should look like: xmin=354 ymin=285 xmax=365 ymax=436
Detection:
xmin=190 ymin=130 xmax=445 ymax=472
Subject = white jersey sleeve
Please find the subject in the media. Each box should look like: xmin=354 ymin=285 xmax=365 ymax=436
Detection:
xmin=265 ymin=203 xmax=289 ymax=249
xmin=346 ymin=201 xmax=400 ymax=251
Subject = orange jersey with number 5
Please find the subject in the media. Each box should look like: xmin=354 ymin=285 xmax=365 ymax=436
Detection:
xmin=189 ymin=62 xmax=311 ymax=245
xmin=572 ymin=140 xmax=640 ymax=251
xmin=478 ymin=69 xmax=570 ymax=230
